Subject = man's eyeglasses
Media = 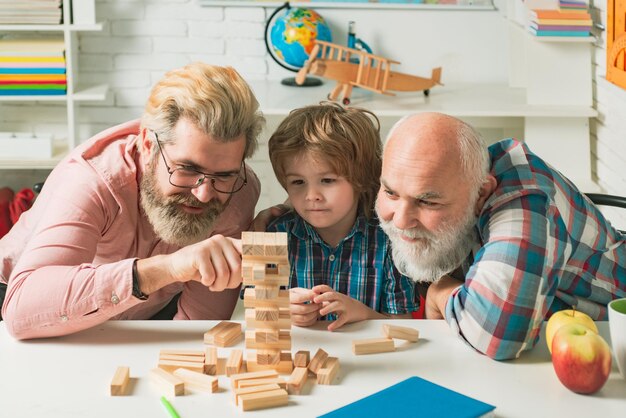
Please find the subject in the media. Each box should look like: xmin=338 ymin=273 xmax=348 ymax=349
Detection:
xmin=154 ymin=132 xmax=247 ymax=194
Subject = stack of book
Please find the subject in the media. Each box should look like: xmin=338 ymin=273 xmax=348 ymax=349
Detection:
xmin=0 ymin=37 xmax=66 ymax=96
xmin=528 ymin=9 xmax=592 ymax=37
xmin=0 ymin=0 xmax=63 ymax=25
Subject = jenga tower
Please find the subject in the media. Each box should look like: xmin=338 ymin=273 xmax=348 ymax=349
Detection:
xmin=241 ymin=232 xmax=293 ymax=373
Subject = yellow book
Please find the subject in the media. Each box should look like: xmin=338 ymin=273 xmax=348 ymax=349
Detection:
xmin=0 ymin=56 xmax=65 ymax=63
xmin=534 ymin=18 xmax=592 ymax=25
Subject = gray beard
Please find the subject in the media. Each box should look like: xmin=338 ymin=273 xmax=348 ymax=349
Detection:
xmin=139 ymin=165 xmax=226 ymax=247
xmin=378 ymin=206 xmax=478 ymax=283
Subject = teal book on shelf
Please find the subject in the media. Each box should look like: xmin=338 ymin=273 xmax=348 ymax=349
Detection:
xmin=318 ymin=376 xmax=495 ymax=418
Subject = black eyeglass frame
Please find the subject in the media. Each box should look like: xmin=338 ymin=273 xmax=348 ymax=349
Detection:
xmin=154 ymin=132 xmax=247 ymax=195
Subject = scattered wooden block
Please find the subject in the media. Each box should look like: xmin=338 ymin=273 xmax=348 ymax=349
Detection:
xmin=159 ymin=353 xmax=205 ymax=362
xmin=204 ymin=321 xmax=242 ymax=347
xmin=293 ymin=351 xmax=310 ymax=368
xmin=234 ymin=383 xmax=281 ymax=406
xmin=317 ymin=357 xmax=340 ymax=385
xmin=149 ymin=368 xmax=184 ymax=397
xmin=226 ymin=349 xmax=243 ymax=377
xmin=286 ymin=367 xmax=308 ymax=395
xmin=158 ymin=359 xmax=205 ymax=374
xmin=239 ymin=388 xmax=289 ymax=411
xmin=230 ymin=369 xmax=279 ymax=389
xmin=352 ymin=338 xmax=395 ymax=355
xmin=308 ymin=349 xmax=329 ymax=375
xmin=173 ymin=368 xmax=218 ymax=393
xmin=110 ymin=366 xmax=130 ymax=396
xmin=237 ymin=377 xmax=286 ymax=389
xmin=159 ymin=349 xmax=205 ymax=357
xmin=382 ymin=324 xmax=420 ymax=342
xmin=204 ymin=347 xmax=218 ymax=375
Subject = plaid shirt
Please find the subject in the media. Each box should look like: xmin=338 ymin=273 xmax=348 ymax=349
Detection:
xmin=446 ymin=139 xmax=626 ymax=360
xmin=267 ymin=212 xmax=417 ymax=320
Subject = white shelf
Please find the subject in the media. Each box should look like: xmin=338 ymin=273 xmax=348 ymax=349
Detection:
xmin=0 ymin=141 xmax=67 ymax=169
xmin=198 ymin=1 xmax=496 ymax=10
xmin=249 ymin=80 xmax=597 ymax=118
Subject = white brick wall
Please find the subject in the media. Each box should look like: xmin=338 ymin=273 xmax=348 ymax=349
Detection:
xmin=1 ymin=0 xmax=625 ymax=229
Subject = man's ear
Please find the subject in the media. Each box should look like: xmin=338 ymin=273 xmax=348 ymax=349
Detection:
xmin=474 ymin=174 xmax=497 ymax=216
xmin=139 ymin=128 xmax=153 ymax=166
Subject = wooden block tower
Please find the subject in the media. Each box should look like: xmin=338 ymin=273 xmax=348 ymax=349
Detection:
xmin=241 ymin=232 xmax=293 ymax=373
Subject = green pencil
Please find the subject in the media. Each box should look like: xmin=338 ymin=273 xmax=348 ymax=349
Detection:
xmin=160 ymin=396 xmax=181 ymax=418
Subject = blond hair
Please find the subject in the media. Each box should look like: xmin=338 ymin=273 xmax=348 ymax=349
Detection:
xmin=140 ymin=62 xmax=264 ymax=159
xmin=269 ymin=102 xmax=381 ymax=219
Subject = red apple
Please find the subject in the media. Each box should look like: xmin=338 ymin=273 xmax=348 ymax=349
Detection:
xmin=546 ymin=309 xmax=598 ymax=354
xmin=551 ymin=323 xmax=612 ymax=394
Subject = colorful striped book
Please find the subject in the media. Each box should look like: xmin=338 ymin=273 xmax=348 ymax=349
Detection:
xmin=528 ymin=28 xmax=591 ymax=37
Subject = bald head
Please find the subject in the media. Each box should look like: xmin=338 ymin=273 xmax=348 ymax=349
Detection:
xmin=384 ymin=112 xmax=489 ymax=193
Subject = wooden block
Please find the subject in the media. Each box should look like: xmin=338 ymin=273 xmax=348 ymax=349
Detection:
xmin=158 ymin=359 xmax=205 ymax=374
xmin=308 ymin=349 xmax=329 ymax=375
xmin=234 ymin=383 xmax=281 ymax=406
xmin=253 ymin=263 xmax=266 ymax=280
xmin=277 ymin=263 xmax=290 ymax=276
xmin=159 ymin=349 xmax=204 ymax=357
xmin=243 ymin=271 xmax=290 ymax=286
xmin=263 ymin=232 xmax=277 ymax=255
xmin=238 ymin=377 xmax=286 ymax=389
xmin=241 ymin=231 xmax=255 ymax=255
xmin=245 ymin=330 xmax=291 ymax=350
xmin=352 ymin=338 xmax=395 ymax=355
xmin=255 ymin=285 xmax=280 ymax=300
xmin=286 ymin=367 xmax=308 ymax=395
xmin=294 ymin=351 xmax=310 ymax=368
xmin=317 ymin=357 xmax=340 ymax=385
xmin=149 ymin=368 xmax=184 ymax=397
xmin=230 ymin=369 xmax=279 ymax=388
xmin=159 ymin=353 xmax=205 ymax=362
xmin=173 ymin=368 xmax=218 ymax=393
xmin=239 ymin=388 xmax=289 ymax=411
xmin=257 ymin=349 xmax=281 ymax=365
xmin=275 ymin=232 xmax=288 ymax=256
xmin=382 ymin=324 xmax=419 ymax=342
xmin=205 ymin=321 xmax=242 ymax=347
xmin=204 ymin=347 xmax=218 ymax=375
xmin=246 ymin=308 xmax=291 ymax=329
xmin=243 ymin=288 xmax=290 ymax=309
xmin=204 ymin=321 xmax=239 ymax=344
xmin=254 ymin=307 xmax=280 ymax=322
xmin=110 ymin=366 xmax=130 ymax=396
xmin=246 ymin=351 xmax=294 ymax=374
xmin=226 ymin=350 xmax=243 ymax=377
xmin=255 ymin=329 xmax=280 ymax=344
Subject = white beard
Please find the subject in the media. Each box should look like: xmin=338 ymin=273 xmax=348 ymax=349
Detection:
xmin=378 ymin=203 xmax=478 ymax=283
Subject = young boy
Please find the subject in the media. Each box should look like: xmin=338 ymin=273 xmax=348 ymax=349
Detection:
xmin=267 ymin=103 xmax=417 ymax=331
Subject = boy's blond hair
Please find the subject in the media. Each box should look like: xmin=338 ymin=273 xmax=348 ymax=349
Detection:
xmin=269 ymin=102 xmax=381 ymax=219
xmin=140 ymin=62 xmax=264 ymax=159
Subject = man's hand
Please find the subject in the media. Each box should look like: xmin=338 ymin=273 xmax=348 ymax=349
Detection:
xmin=312 ymin=284 xmax=373 ymax=331
xmin=425 ymin=275 xmax=463 ymax=319
xmin=289 ymin=287 xmax=322 ymax=327
xmin=251 ymin=203 xmax=290 ymax=232
xmin=138 ymin=235 xmax=243 ymax=295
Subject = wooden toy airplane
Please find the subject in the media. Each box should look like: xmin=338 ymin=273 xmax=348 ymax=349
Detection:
xmin=296 ymin=40 xmax=442 ymax=105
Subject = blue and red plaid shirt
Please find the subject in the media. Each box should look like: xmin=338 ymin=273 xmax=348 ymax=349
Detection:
xmin=446 ymin=139 xmax=626 ymax=360
xmin=267 ymin=212 xmax=417 ymax=320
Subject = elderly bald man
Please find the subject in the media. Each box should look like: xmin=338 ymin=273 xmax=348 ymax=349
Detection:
xmin=375 ymin=112 xmax=626 ymax=360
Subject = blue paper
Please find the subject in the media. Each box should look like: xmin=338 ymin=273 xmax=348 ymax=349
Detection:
xmin=318 ymin=376 xmax=495 ymax=418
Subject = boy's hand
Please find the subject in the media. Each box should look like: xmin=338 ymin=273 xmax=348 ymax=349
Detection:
xmin=251 ymin=203 xmax=291 ymax=231
xmin=312 ymin=284 xmax=371 ymax=331
xmin=289 ymin=287 xmax=322 ymax=327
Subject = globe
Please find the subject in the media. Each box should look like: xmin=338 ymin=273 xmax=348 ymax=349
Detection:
xmin=265 ymin=3 xmax=332 ymax=86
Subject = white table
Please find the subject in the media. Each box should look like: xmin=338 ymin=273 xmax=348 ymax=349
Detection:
xmin=0 ymin=320 xmax=623 ymax=417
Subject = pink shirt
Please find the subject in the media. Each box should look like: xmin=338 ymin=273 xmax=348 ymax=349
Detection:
xmin=0 ymin=120 xmax=260 ymax=339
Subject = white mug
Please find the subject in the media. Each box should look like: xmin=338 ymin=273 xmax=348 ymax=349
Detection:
xmin=608 ymin=298 xmax=626 ymax=379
